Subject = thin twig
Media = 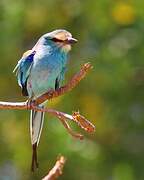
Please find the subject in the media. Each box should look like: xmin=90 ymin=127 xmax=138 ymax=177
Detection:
xmin=42 ymin=156 xmax=66 ymax=180
xmin=29 ymin=105 xmax=95 ymax=139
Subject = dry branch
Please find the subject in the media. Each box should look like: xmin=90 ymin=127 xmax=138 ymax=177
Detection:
xmin=28 ymin=105 xmax=95 ymax=139
xmin=42 ymin=156 xmax=66 ymax=180
xmin=35 ymin=62 xmax=93 ymax=105
xmin=0 ymin=63 xmax=95 ymax=138
xmin=0 ymin=63 xmax=92 ymax=110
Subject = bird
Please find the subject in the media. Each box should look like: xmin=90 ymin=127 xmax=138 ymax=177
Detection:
xmin=13 ymin=29 xmax=77 ymax=171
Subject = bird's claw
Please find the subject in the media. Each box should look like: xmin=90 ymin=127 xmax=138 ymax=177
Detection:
xmin=26 ymin=99 xmax=36 ymax=110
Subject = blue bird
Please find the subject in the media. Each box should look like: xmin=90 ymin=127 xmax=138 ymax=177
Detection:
xmin=13 ymin=29 xmax=77 ymax=171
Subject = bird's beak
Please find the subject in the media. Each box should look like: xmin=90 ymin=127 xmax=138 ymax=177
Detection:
xmin=67 ymin=37 xmax=78 ymax=44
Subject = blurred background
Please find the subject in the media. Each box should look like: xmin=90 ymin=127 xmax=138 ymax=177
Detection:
xmin=0 ymin=0 xmax=144 ymax=179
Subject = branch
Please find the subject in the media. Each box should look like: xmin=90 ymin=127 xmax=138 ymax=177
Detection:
xmin=0 ymin=62 xmax=95 ymax=138
xmin=0 ymin=62 xmax=92 ymax=110
xmin=35 ymin=62 xmax=93 ymax=105
xmin=28 ymin=105 xmax=95 ymax=139
xmin=42 ymin=156 xmax=66 ymax=180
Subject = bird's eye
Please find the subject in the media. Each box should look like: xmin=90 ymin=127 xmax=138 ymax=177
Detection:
xmin=51 ymin=38 xmax=64 ymax=43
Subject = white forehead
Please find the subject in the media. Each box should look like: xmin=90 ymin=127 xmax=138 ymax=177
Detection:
xmin=44 ymin=29 xmax=72 ymax=40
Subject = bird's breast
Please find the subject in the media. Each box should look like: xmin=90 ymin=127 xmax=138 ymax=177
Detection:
xmin=28 ymin=50 xmax=68 ymax=97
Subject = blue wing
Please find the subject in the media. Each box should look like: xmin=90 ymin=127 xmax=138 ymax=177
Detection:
xmin=55 ymin=67 xmax=66 ymax=90
xmin=13 ymin=50 xmax=36 ymax=96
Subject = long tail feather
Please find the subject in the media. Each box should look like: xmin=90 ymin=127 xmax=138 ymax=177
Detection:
xmin=31 ymin=142 xmax=38 ymax=171
xmin=30 ymin=105 xmax=45 ymax=171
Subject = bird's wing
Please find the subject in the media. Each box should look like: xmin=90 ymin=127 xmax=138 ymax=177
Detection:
xmin=13 ymin=50 xmax=36 ymax=96
xmin=55 ymin=67 xmax=67 ymax=90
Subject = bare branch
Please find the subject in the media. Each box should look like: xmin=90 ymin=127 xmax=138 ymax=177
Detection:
xmin=0 ymin=63 xmax=95 ymax=138
xmin=42 ymin=156 xmax=66 ymax=180
xmin=29 ymin=105 xmax=95 ymax=139
xmin=0 ymin=62 xmax=92 ymax=110
xmin=35 ymin=62 xmax=93 ymax=105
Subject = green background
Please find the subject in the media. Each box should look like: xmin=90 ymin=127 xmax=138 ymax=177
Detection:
xmin=0 ymin=0 xmax=144 ymax=179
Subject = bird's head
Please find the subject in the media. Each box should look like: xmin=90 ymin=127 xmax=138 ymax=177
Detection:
xmin=38 ymin=29 xmax=78 ymax=53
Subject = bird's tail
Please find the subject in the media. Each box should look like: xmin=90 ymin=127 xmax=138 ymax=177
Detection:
xmin=30 ymin=104 xmax=45 ymax=171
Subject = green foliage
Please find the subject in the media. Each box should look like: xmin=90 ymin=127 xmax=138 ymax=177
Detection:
xmin=0 ymin=0 xmax=144 ymax=179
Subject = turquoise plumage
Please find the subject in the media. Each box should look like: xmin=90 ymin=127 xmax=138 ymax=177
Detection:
xmin=13 ymin=29 xmax=77 ymax=171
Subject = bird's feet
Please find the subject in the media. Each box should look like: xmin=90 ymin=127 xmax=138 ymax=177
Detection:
xmin=26 ymin=99 xmax=36 ymax=110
